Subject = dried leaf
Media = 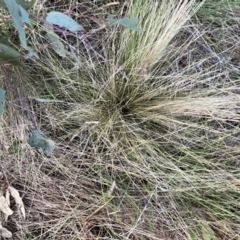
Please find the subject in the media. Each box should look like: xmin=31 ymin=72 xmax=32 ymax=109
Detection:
xmin=0 ymin=226 xmax=12 ymax=238
xmin=0 ymin=196 xmax=13 ymax=216
xmin=5 ymin=191 xmax=10 ymax=207
xmin=4 ymin=190 xmax=10 ymax=221
xmin=35 ymin=98 xmax=60 ymax=103
xmin=8 ymin=186 xmax=25 ymax=219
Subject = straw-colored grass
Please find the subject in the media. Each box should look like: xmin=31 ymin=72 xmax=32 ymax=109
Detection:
xmin=1 ymin=0 xmax=240 ymax=239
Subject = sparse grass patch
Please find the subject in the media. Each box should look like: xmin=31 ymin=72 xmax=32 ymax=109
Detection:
xmin=197 ymin=0 xmax=240 ymax=26
xmin=1 ymin=0 xmax=240 ymax=239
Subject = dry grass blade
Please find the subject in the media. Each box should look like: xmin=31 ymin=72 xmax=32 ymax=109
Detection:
xmin=117 ymin=0 xmax=204 ymax=72
xmin=8 ymin=186 xmax=26 ymax=219
xmin=1 ymin=0 xmax=240 ymax=239
xmin=0 ymin=225 xmax=12 ymax=238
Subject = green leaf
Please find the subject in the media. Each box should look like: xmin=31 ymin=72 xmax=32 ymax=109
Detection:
xmin=8 ymin=140 xmax=23 ymax=155
xmin=46 ymin=32 xmax=66 ymax=58
xmin=28 ymin=130 xmax=55 ymax=155
xmin=23 ymin=47 xmax=39 ymax=59
xmin=69 ymin=47 xmax=82 ymax=67
xmin=46 ymin=11 xmax=84 ymax=32
xmin=0 ymin=43 xmax=22 ymax=66
xmin=200 ymin=221 xmax=218 ymax=240
xmin=0 ymin=0 xmax=36 ymax=10
xmin=4 ymin=0 xmax=31 ymax=49
xmin=106 ymin=16 xmax=143 ymax=32
xmin=0 ymin=88 xmax=6 ymax=118
xmin=0 ymin=37 xmax=12 ymax=46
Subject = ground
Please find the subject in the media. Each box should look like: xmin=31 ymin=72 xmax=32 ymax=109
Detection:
xmin=0 ymin=0 xmax=240 ymax=239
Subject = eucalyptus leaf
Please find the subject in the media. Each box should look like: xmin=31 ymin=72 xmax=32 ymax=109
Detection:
xmin=0 ymin=226 xmax=12 ymax=238
xmin=4 ymin=0 xmax=31 ymax=49
xmin=0 ymin=88 xmax=6 ymax=118
xmin=106 ymin=16 xmax=143 ymax=32
xmin=46 ymin=11 xmax=84 ymax=32
xmin=0 ymin=43 xmax=22 ymax=66
xmin=69 ymin=47 xmax=82 ymax=67
xmin=24 ymin=47 xmax=39 ymax=59
xmin=28 ymin=130 xmax=55 ymax=155
xmin=46 ymin=32 xmax=66 ymax=58
xmin=0 ymin=37 xmax=12 ymax=46
xmin=0 ymin=0 xmax=36 ymax=10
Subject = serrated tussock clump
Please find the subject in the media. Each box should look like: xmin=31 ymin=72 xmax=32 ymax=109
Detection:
xmin=1 ymin=0 xmax=240 ymax=239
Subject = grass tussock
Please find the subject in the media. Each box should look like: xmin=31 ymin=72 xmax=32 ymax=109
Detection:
xmin=1 ymin=0 xmax=240 ymax=239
